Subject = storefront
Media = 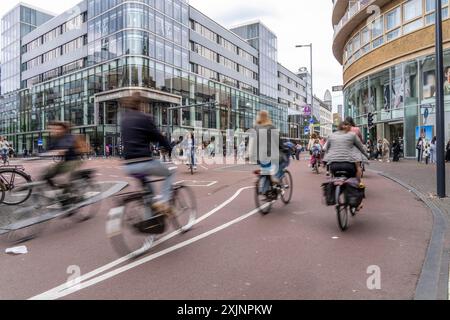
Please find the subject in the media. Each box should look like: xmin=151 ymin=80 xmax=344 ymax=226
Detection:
xmin=344 ymin=49 xmax=450 ymax=158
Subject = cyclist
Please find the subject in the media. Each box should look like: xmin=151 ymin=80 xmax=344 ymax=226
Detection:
xmin=345 ymin=116 xmax=367 ymax=179
xmin=311 ymin=138 xmax=322 ymax=170
xmin=253 ymin=110 xmax=289 ymax=184
xmin=323 ymin=120 xmax=369 ymax=210
xmin=185 ymin=131 xmax=197 ymax=171
xmin=41 ymin=122 xmax=85 ymax=188
xmin=119 ymin=94 xmax=174 ymax=216
xmin=0 ymin=136 xmax=10 ymax=164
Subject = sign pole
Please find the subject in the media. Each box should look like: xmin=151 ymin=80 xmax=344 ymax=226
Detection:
xmin=435 ymin=0 xmax=446 ymax=198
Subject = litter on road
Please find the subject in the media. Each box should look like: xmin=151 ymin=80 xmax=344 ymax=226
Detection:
xmin=5 ymin=246 xmax=28 ymax=255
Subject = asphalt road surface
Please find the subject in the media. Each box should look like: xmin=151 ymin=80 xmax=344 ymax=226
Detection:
xmin=0 ymin=158 xmax=433 ymax=300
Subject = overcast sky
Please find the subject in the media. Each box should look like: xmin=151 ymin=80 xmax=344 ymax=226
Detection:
xmin=1 ymin=0 xmax=344 ymax=108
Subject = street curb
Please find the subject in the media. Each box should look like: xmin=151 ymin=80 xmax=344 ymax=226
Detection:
xmin=0 ymin=181 xmax=128 ymax=236
xmin=372 ymin=170 xmax=448 ymax=300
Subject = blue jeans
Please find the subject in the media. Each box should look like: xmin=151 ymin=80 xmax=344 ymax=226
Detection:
xmin=123 ymin=160 xmax=175 ymax=204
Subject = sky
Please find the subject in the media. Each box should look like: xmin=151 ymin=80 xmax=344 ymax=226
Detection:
xmin=0 ymin=0 xmax=344 ymax=109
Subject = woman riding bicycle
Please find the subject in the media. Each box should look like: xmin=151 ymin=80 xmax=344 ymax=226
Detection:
xmin=323 ymin=120 xmax=369 ymax=210
xmin=345 ymin=116 xmax=367 ymax=179
xmin=253 ymin=111 xmax=289 ymax=184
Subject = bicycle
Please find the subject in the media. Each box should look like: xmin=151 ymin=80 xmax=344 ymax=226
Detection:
xmin=106 ymin=172 xmax=197 ymax=257
xmin=312 ymin=154 xmax=321 ymax=174
xmin=254 ymin=167 xmax=293 ymax=215
xmin=0 ymin=165 xmax=33 ymax=205
xmin=331 ymin=170 xmax=364 ymax=232
xmin=7 ymin=166 xmax=100 ymax=243
xmin=1 ymin=152 xmax=9 ymax=166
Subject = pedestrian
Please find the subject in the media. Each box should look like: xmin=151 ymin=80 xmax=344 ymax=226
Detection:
xmin=416 ymin=137 xmax=424 ymax=163
xmin=23 ymin=147 xmax=28 ymax=158
xmin=423 ymin=140 xmax=431 ymax=165
xmin=382 ymin=138 xmax=391 ymax=163
xmin=446 ymin=139 xmax=450 ymax=162
xmin=295 ymin=143 xmax=302 ymax=160
xmin=0 ymin=136 xmax=10 ymax=164
xmin=392 ymin=139 xmax=401 ymax=162
xmin=105 ymin=144 xmax=110 ymax=158
xmin=429 ymin=136 xmax=437 ymax=164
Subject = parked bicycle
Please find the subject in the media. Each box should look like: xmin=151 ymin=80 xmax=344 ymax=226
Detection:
xmin=7 ymin=166 xmax=100 ymax=243
xmin=0 ymin=165 xmax=33 ymax=205
xmin=106 ymin=171 xmax=197 ymax=257
xmin=254 ymin=167 xmax=293 ymax=215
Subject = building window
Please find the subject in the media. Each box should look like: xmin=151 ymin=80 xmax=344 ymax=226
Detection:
xmin=403 ymin=0 xmax=423 ymax=22
xmin=403 ymin=18 xmax=423 ymax=34
xmin=386 ymin=7 xmax=401 ymax=30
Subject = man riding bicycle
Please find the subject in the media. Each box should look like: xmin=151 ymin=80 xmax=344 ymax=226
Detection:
xmin=119 ymin=94 xmax=174 ymax=217
xmin=41 ymin=122 xmax=85 ymax=187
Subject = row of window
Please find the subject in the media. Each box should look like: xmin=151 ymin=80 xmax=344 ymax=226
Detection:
xmin=190 ymin=63 xmax=258 ymax=95
xmin=87 ymin=31 xmax=189 ymax=71
xmin=23 ymin=35 xmax=87 ymax=71
xmin=278 ymin=71 xmax=306 ymax=91
xmin=278 ymin=84 xmax=306 ymax=102
xmin=23 ymin=13 xmax=87 ymax=53
xmin=190 ymin=20 xmax=258 ymax=65
xmin=344 ymin=0 xmax=450 ymax=66
xmin=87 ymin=0 xmax=189 ymax=26
xmin=191 ymin=42 xmax=258 ymax=80
xmin=24 ymin=58 xmax=86 ymax=88
xmin=88 ymin=2 xmax=189 ymax=49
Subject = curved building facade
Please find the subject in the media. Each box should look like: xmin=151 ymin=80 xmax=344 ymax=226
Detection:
xmin=333 ymin=0 xmax=450 ymax=157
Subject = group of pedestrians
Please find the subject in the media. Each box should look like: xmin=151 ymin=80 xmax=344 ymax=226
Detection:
xmin=416 ymin=136 xmax=449 ymax=165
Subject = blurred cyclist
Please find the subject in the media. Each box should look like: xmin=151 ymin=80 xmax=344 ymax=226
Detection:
xmin=253 ymin=111 xmax=290 ymax=184
xmin=41 ymin=121 xmax=85 ymax=187
xmin=119 ymin=94 xmax=174 ymax=216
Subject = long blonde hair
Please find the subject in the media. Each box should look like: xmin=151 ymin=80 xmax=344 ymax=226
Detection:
xmin=256 ymin=111 xmax=272 ymax=126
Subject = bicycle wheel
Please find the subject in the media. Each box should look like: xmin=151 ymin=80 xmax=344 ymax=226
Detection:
xmin=335 ymin=186 xmax=349 ymax=231
xmin=107 ymin=197 xmax=159 ymax=257
xmin=170 ymin=185 xmax=197 ymax=233
xmin=254 ymin=176 xmax=273 ymax=215
xmin=1 ymin=169 xmax=33 ymax=205
xmin=280 ymin=170 xmax=293 ymax=204
xmin=6 ymin=188 xmax=50 ymax=243
xmin=0 ymin=181 xmax=5 ymax=203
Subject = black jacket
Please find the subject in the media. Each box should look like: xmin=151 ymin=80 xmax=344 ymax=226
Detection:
xmin=120 ymin=109 xmax=171 ymax=160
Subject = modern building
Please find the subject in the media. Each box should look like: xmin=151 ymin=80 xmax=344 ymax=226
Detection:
xmin=320 ymin=90 xmax=333 ymax=137
xmin=0 ymin=3 xmax=54 ymax=142
xmin=0 ymin=0 xmax=311 ymax=154
xmin=332 ymin=0 xmax=450 ymax=157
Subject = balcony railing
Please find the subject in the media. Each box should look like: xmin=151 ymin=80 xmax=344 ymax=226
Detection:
xmin=333 ymin=0 xmax=373 ymax=37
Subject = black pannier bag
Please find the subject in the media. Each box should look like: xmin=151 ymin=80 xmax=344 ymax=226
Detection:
xmin=345 ymin=184 xmax=365 ymax=208
xmin=321 ymin=182 xmax=336 ymax=206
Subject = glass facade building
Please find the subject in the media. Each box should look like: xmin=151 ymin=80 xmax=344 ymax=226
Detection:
xmin=1 ymin=0 xmax=309 ymax=155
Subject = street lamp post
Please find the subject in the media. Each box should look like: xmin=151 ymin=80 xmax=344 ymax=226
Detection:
xmin=296 ymin=43 xmax=313 ymax=137
xmin=435 ymin=0 xmax=446 ymax=198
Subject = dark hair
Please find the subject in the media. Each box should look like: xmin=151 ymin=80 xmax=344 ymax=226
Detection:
xmin=345 ymin=116 xmax=356 ymax=127
xmin=432 ymin=136 xmax=437 ymax=144
xmin=338 ymin=120 xmax=351 ymax=131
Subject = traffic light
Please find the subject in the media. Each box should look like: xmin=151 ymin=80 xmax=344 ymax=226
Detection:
xmin=368 ymin=113 xmax=374 ymax=129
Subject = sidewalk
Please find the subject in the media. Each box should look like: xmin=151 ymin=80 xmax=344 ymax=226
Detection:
xmin=368 ymin=160 xmax=450 ymax=217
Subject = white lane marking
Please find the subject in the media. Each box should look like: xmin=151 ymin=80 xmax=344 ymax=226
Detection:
xmin=31 ymin=205 xmax=262 ymax=300
xmin=29 ymin=186 xmax=254 ymax=300
xmin=200 ymin=165 xmax=209 ymax=170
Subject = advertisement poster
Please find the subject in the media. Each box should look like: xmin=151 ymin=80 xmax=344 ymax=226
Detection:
xmin=415 ymin=125 xmax=434 ymax=142
xmin=392 ymin=78 xmax=404 ymax=109
xmin=422 ymin=70 xmax=436 ymax=99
